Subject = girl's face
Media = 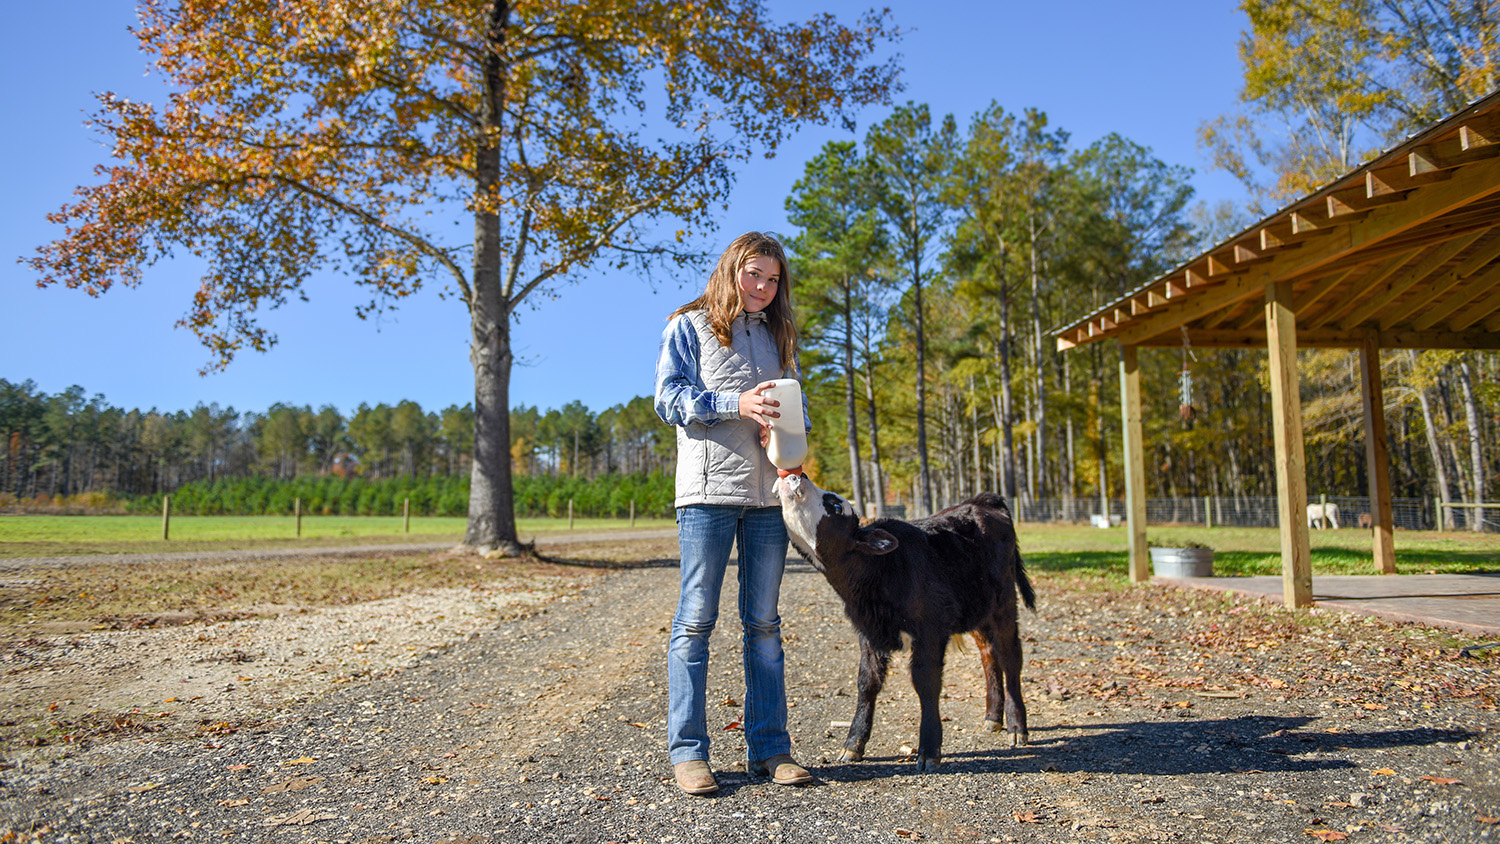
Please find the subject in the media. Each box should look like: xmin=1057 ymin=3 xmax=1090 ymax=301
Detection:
xmin=736 ymin=255 xmax=782 ymax=313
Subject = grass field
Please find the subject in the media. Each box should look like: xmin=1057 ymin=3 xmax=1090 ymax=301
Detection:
xmin=0 ymin=514 xmax=677 ymax=559
xmin=1016 ymin=522 xmax=1500 ymax=578
xmin=0 ymin=513 xmax=1495 ymax=576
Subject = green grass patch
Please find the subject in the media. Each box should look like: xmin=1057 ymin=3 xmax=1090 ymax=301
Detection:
xmin=1013 ymin=522 xmax=1499 ymax=577
xmin=0 ymin=514 xmax=676 ymax=558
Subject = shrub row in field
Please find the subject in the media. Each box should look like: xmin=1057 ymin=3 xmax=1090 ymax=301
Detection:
xmin=125 ymin=472 xmax=676 ymax=519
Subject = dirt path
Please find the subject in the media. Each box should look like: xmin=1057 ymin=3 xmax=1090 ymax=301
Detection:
xmin=1 ymin=548 xmax=1497 ymax=843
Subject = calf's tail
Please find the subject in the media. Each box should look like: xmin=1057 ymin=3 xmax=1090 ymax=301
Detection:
xmin=1014 ymin=548 xmax=1036 ymax=612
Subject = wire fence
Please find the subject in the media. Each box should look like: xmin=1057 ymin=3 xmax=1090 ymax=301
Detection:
xmin=892 ymin=494 xmax=1497 ymax=531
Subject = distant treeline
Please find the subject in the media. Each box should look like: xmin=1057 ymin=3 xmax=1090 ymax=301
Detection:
xmin=0 ymin=378 xmax=675 ymax=506
xmin=126 ymin=471 xmax=675 ymax=519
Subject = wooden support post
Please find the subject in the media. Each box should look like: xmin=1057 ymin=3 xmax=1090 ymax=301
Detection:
xmin=569 ymin=499 xmax=574 ymax=530
xmin=1359 ymin=337 xmax=1397 ymax=574
xmin=295 ymin=497 xmax=302 ymax=538
xmin=1119 ymin=344 xmax=1149 ymax=582
xmin=1266 ymin=281 xmax=1313 ymax=608
xmin=403 ymin=498 xmax=411 ymax=534
xmin=162 ymin=495 xmax=171 ymax=541
xmin=1204 ymin=496 xmax=1213 ymax=529
xmin=630 ymin=499 xmax=636 ymax=528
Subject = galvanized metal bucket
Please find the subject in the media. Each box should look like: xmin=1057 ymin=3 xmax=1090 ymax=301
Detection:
xmin=1150 ymin=547 xmax=1214 ymax=578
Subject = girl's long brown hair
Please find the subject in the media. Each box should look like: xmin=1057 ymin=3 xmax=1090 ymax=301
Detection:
xmin=670 ymin=232 xmax=798 ymax=372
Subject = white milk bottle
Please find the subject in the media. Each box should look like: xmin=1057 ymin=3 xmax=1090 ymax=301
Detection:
xmin=762 ymin=378 xmax=808 ymax=471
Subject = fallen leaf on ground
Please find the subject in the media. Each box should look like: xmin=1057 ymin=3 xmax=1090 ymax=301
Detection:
xmin=217 ymin=798 xmax=249 ymax=807
xmin=1370 ymin=768 xmax=1396 ymax=776
xmin=723 ymin=720 xmax=742 ymax=731
xmin=1420 ymin=775 xmax=1462 ymax=785
xmin=1303 ymin=830 xmax=1347 ymax=841
xmin=226 ymin=764 xmax=251 ymax=771
xmin=1477 ymin=815 xmax=1499 ymax=825
xmin=423 ymin=776 xmax=448 ymax=784
xmin=894 ymin=828 xmax=921 ymax=839
xmin=260 ymin=776 xmax=323 ymax=794
xmin=281 ymin=756 xmax=317 ymax=766
xmin=628 ymin=722 xmax=648 ymax=728
xmin=127 ymin=783 xmax=161 ymax=793
xmin=262 ymin=808 xmax=337 ymax=827
xmin=1014 ymin=810 xmax=1044 ymax=824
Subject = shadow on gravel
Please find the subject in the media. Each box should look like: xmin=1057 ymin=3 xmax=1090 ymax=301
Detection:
xmin=808 ymin=716 xmax=1474 ymax=781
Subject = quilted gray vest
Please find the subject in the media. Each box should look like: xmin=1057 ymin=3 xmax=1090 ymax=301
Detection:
xmin=674 ymin=309 xmax=790 ymax=508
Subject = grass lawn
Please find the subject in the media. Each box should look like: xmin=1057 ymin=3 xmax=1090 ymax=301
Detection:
xmin=1017 ymin=521 xmax=1500 ymax=579
xmin=0 ymin=514 xmax=677 ymax=558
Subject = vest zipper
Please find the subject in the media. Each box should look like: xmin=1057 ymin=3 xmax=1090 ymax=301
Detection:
xmin=746 ymin=318 xmax=764 ymax=506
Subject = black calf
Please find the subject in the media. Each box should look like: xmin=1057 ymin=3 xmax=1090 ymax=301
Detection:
xmin=775 ymin=476 xmax=1035 ymax=772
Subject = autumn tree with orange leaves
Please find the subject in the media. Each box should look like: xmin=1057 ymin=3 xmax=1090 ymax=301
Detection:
xmin=26 ymin=0 xmax=900 ymax=553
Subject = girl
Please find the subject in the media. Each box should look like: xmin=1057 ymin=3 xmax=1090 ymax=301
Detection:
xmin=653 ymin=231 xmax=810 ymax=795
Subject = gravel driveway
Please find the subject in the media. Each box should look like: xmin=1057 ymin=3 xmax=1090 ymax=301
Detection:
xmin=1 ymin=547 xmax=1497 ymax=843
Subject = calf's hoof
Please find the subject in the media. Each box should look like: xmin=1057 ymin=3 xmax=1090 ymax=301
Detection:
xmin=837 ymin=748 xmax=864 ymax=763
xmin=1010 ymin=729 xmax=1029 ymax=747
xmin=982 ymin=718 xmax=1003 ymax=733
xmin=914 ymin=754 xmax=942 ymax=773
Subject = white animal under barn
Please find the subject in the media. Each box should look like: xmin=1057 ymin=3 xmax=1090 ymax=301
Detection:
xmin=1307 ymin=502 xmax=1341 ymax=529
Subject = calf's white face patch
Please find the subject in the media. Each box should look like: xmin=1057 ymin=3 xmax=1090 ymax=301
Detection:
xmin=773 ymin=473 xmax=861 ymax=569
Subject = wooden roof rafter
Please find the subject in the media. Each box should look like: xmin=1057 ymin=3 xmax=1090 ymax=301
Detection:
xmin=1055 ymin=90 xmax=1500 ymax=352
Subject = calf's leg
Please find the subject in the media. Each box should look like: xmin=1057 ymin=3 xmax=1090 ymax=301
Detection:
xmin=909 ymin=634 xmax=948 ymax=772
xmin=840 ymin=634 xmax=890 ymax=763
xmin=997 ymin=617 xmax=1028 ymax=746
xmin=971 ymin=629 xmax=1006 ymax=733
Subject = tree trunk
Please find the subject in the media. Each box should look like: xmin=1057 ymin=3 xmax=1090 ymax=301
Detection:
xmin=464 ymin=0 xmax=521 ymax=554
xmin=1064 ymin=359 xmax=1076 ymax=521
xmin=1457 ymin=358 xmax=1486 ymax=531
xmin=998 ymin=276 xmax=1017 ymax=501
xmin=913 ymin=250 xmax=932 ymax=514
xmin=862 ymin=357 xmax=885 ymax=518
xmin=1028 ymin=216 xmax=1048 ymax=501
xmin=1094 ymin=345 xmax=1108 ymax=518
xmin=1411 ymin=354 xmax=1453 ymax=530
xmin=970 ymin=376 xmax=982 ymax=498
xmin=843 ymin=281 xmax=866 ymax=516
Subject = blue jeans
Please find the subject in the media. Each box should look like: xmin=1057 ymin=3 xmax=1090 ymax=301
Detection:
xmin=668 ymin=505 xmax=791 ymax=765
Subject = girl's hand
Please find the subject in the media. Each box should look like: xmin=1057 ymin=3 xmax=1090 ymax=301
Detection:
xmin=739 ymin=381 xmax=781 ymax=428
xmin=759 ymin=424 xmax=772 ymax=449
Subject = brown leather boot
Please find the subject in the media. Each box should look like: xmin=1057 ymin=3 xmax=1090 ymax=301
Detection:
xmin=672 ymin=760 xmax=719 ymax=795
xmin=748 ymin=754 xmax=811 ymax=785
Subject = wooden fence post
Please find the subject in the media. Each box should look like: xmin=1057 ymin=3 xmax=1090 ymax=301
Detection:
xmin=162 ymin=495 xmax=171 ymax=541
xmin=403 ymin=498 xmax=410 ymax=534
xmin=630 ymin=499 xmax=636 ymax=528
xmin=295 ymin=497 xmax=302 ymax=538
xmin=1204 ymin=496 xmax=1212 ymax=529
xmin=569 ymin=499 xmax=574 ymax=529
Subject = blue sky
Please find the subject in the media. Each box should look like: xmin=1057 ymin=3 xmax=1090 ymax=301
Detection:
xmin=2 ymin=1 xmax=1249 ymax=419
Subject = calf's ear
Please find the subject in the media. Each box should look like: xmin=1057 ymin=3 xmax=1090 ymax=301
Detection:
xmin=854 ymin=527 xmax=899 ymax=556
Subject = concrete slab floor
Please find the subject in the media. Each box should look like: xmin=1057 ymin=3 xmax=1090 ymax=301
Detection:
xmin=1156 ymin=572 xmax=1500 ymax=639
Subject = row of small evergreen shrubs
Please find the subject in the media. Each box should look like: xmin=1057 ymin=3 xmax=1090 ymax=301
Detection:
xmin=126 ymin=471 xmax=676 ymax=519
